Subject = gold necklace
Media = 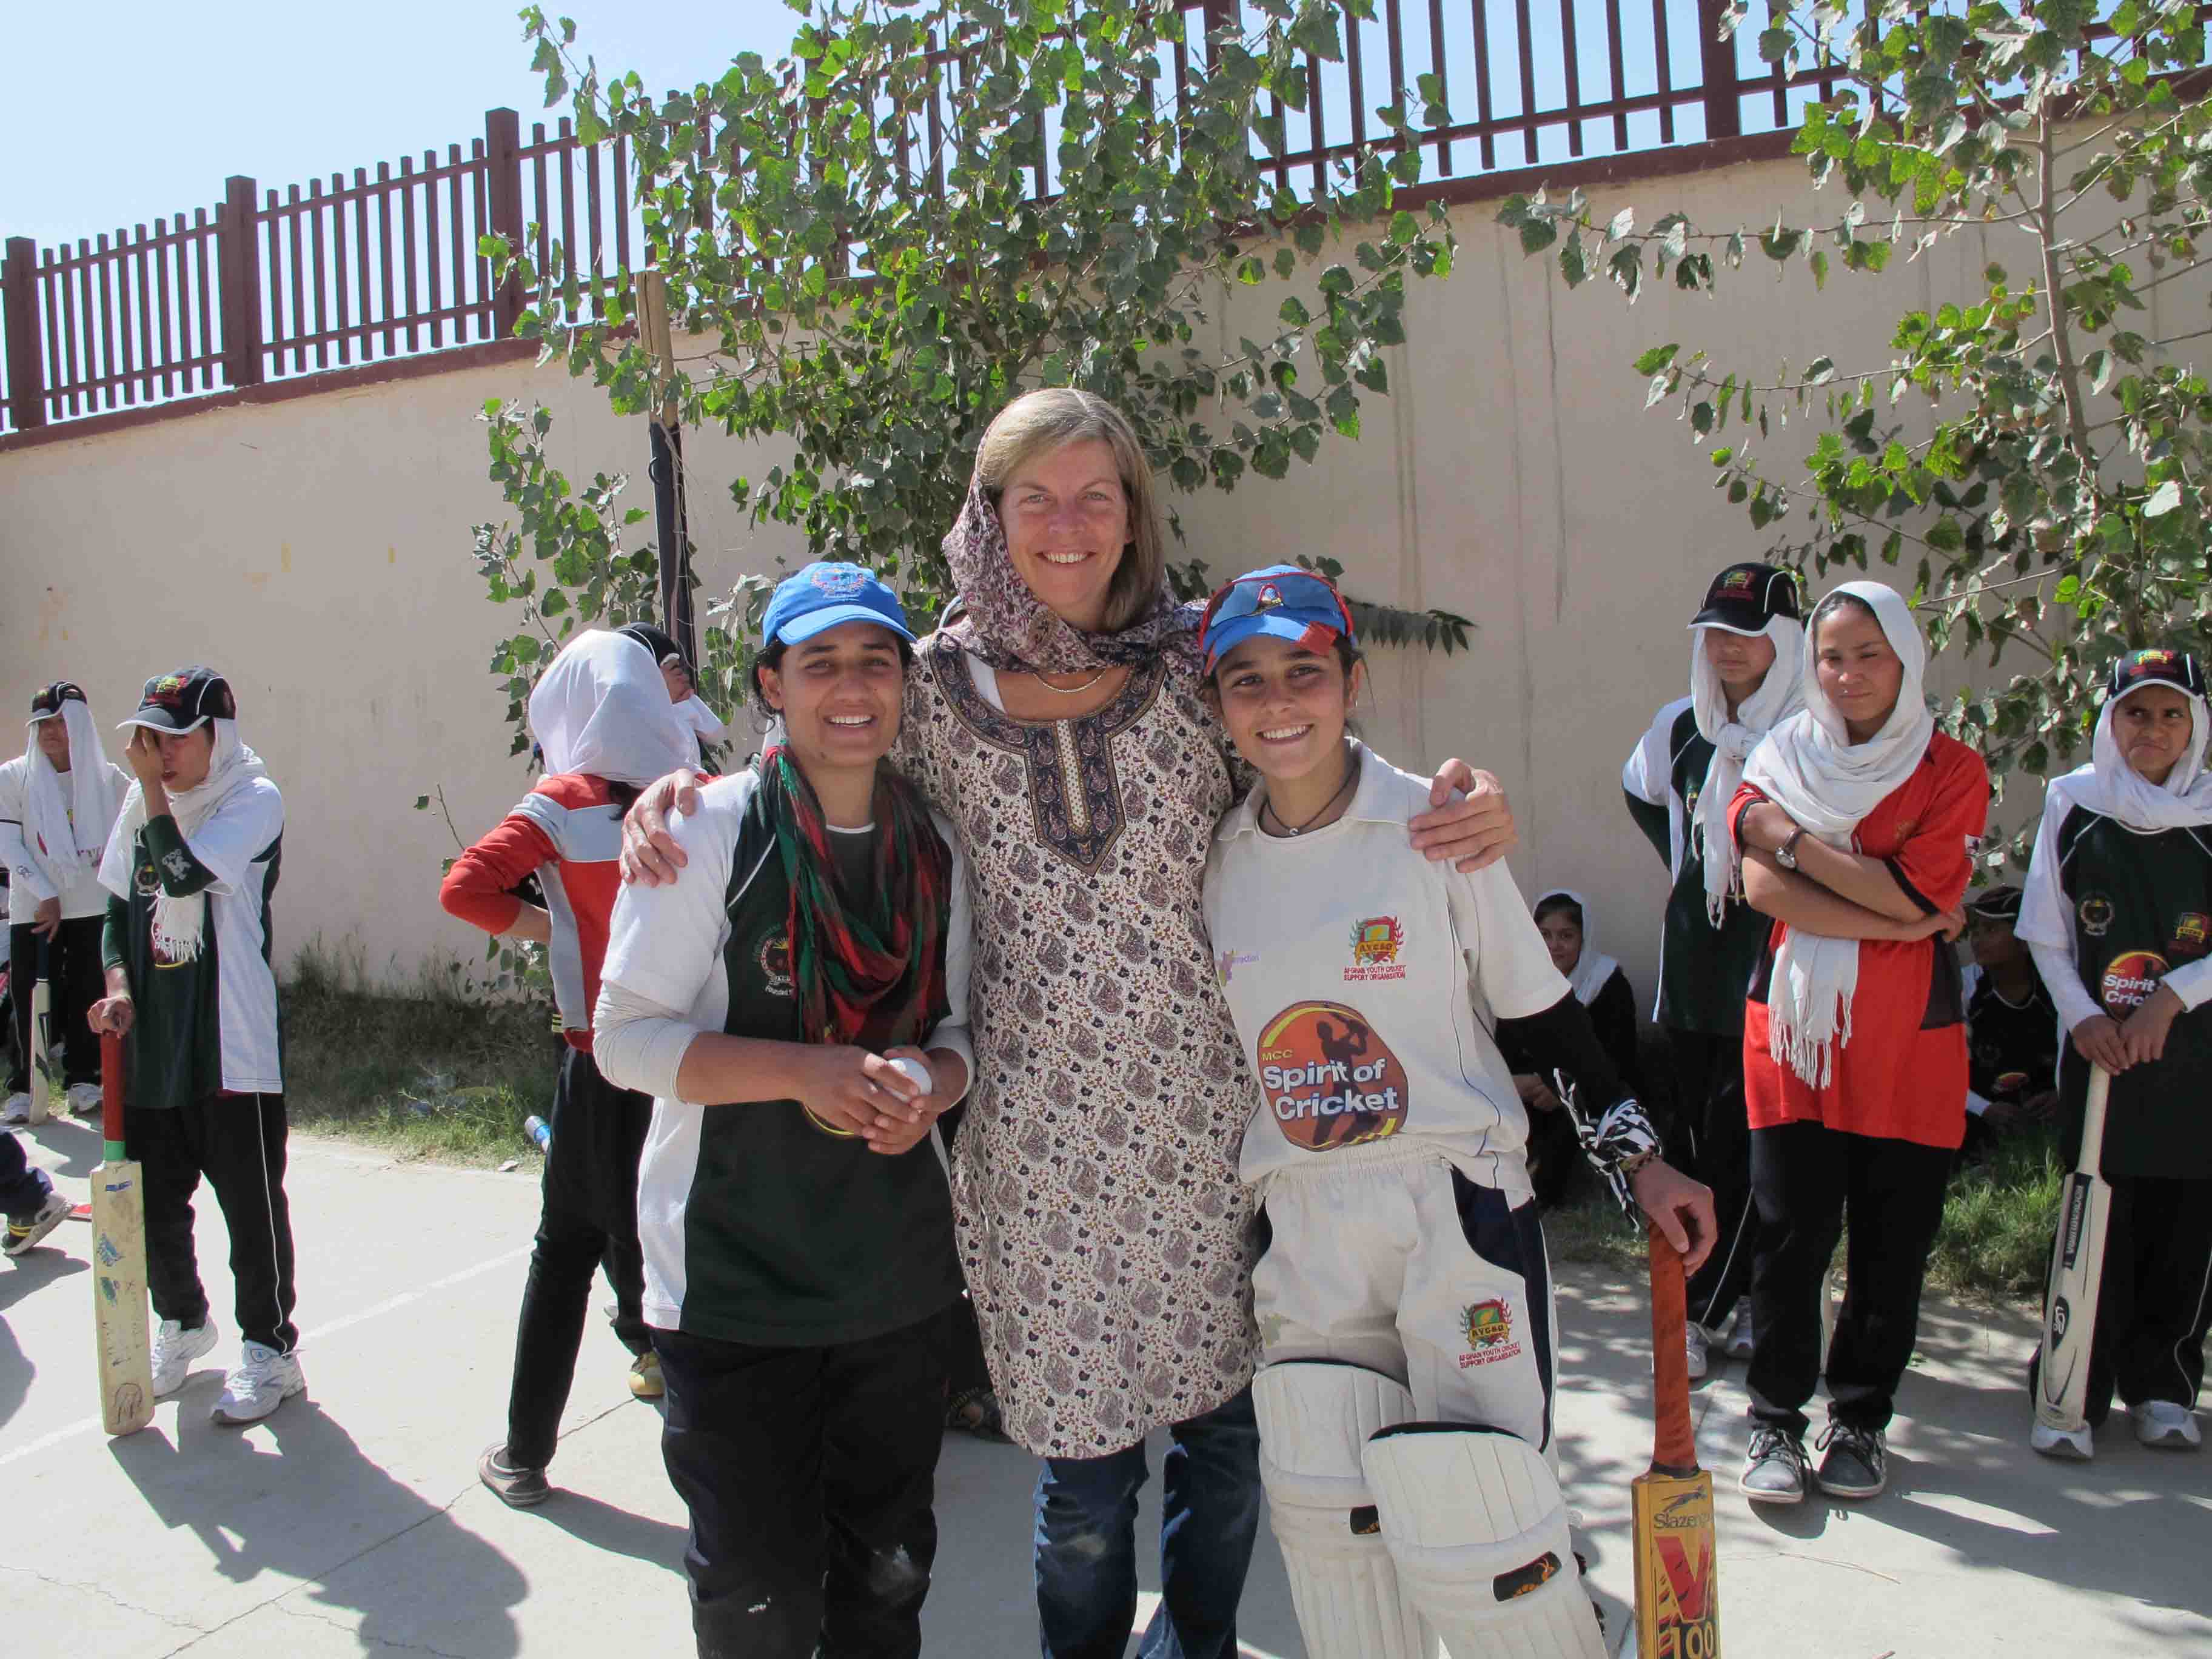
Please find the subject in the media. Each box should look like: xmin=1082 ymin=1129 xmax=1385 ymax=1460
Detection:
xmin=1034 ymin=666 xmax=1111 ymax=696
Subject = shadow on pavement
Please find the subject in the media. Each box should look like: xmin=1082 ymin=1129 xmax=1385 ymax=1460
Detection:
xmin=16 ymin=1116 xmax=102 ymax=1180
xmin=0 ymin=1249 xmax=87 ymax=1432
xmin=527 ymin=1489 xmax=688 ymax=1574
xmin=110 ymin=1395 xmax=529 ymax=1654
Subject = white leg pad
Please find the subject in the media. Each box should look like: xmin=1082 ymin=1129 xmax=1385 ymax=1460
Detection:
xmin=1363 ymin=1424 xmax=1608 ymax=1659
xmin=1252 ymin=1362 xmax=1435 ymax=1659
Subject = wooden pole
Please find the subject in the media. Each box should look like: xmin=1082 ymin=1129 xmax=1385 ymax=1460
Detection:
xmin=635 ymin=270 xmax=698 ymax=666
xmin=2 ymin=237 xmax=48 ymax=430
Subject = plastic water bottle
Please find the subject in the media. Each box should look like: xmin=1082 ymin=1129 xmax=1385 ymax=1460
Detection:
xmin=523 ymin=1114 xmax=552 ymax=1153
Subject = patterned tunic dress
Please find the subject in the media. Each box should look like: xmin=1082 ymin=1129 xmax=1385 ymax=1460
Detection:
xmin=895 ymin=631 xmax=1261 ymax=1458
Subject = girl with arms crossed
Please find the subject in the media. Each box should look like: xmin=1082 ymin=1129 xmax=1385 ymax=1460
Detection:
xmin=1726 ymin=585 xmax=1983 ymax=1503
xmin=1199 ymin=565 xmax=1714 ymax=1659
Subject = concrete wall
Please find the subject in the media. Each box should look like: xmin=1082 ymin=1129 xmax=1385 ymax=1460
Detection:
xmin=0 ymin=144 xmax=2140 ymax=999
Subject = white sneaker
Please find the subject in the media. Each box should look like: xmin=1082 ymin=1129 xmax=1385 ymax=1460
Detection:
xmin=2131 ymin=1401 xmax=2202 ymax=1450
xmin=65 ymin=1082 xmax=103 ymax=1118
xmin=1685 ymin=1322 xmax=1710 ymax=1381
xmin=1726 ymin=1295 xmax=1756 ymax=1360
xmin=150 ymin=1318 xmax=220 ymax=1398
xmin=211 ymin=1341 xmax=305 ymax=1424
xmin=0 ymin=1091 xmax=29 ymax=1125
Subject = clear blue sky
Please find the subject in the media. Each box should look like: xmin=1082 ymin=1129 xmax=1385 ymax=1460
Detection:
xmin=4 ymin=1 xmax=806 ymax=248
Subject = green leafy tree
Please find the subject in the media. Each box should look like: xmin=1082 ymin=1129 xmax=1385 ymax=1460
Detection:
xmin=1502 ymin=0 xmax=2212 ymax=865
xmin=468 ymin=0 xmax=1472 ymax=761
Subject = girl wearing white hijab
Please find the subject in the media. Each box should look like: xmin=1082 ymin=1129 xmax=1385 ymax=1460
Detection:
xmin=2016 ymin=648 xmax=2212 ymax=1453
xmin=0 ymin=682 xmax=126 ymax=1121
xmin=89 ymin=666 xmax=298 ymax=1425
xmin=439 ymin=628 xmax=697 ymax=1506
xmin=1725 ymin=582 xmax=1986 ymax=1506
xmin=1623 ymin=563 xmax=1808 ymax=1376
xmin=1508 ymin=888 xmax=1643 ymax=1208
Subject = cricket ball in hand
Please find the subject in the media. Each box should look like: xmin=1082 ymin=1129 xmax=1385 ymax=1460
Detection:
xmin=888 ymin=1056 xmax=933 ymax=1097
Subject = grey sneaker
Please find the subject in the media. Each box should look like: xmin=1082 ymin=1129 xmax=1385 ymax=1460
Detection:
xmin=1725 ymin=1295 xmax=1755 ymax=1360
xmin=1684 ymin=1321 xmax=1711 ymax=1381
xmin=1740 ymin=1425 xmax=1811 ymax=1504
xmin=0 ymin=1091 xmax=29 ymax=1126
xmin=2130 ymin=1401 xmax=2202 ymax=1450
xmin=1815 ymin=1423 xmax=1888 ymax=1497
xmin=150 ymin=1318 xmax=220 ymax=1397
xmin=479 ymin=1443 xmax=551 ymax=1507
xmin=210 ymin=1341 xmax=304 ymax=1423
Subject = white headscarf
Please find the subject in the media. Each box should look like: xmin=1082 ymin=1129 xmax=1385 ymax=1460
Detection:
xmin=1535 ymin=888 xmax=1621 ymax=1007
xmin=24 ymin=696 xmax=122 ymax=883
xmin=1743 ymin=581 xmax=1935 ymax=1086
xmin=528 ymin=629 xmax=695 ymax=785
xmin=99 ymin=719 xmax=271 ymax=964
xmin=2067 ymin=672 xmax=2212 ymax=831
xmin=1691 ymin=613 xmax=1808 ymax=924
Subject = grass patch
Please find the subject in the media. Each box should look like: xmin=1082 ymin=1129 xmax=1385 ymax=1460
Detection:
xmin=281 ymin=944 xmax=558 ymax=1166
xmin=1542 ymin=1126 xmax=2067 ymax=1312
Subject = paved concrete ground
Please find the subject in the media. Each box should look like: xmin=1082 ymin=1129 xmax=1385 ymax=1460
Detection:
xmin=4 ymin=1123 xmax=2207 ymax=1658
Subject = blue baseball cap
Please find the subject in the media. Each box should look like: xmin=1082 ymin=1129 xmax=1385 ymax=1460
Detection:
xmin=1198 ymin=564 xmax=1356 ymax=674
xmin=760 ymin=561 xmax=917 ymax=649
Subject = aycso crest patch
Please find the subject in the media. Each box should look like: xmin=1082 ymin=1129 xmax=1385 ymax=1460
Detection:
xmin=1345 ymin=916 xmax=1406 ymax=982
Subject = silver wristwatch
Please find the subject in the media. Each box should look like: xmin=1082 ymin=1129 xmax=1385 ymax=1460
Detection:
xmin=1775 ymin=828 xmax=1806 ymax=871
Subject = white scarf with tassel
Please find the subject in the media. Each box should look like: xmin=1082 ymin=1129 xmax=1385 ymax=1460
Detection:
xmin=99 ymin=720 xmax=270 ymax=963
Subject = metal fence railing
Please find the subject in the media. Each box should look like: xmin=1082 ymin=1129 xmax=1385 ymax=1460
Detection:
xmin=2 ymin=0 xmax=1842 ymax=438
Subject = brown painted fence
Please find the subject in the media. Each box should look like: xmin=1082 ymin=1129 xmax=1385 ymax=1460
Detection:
xmin=0 ymin=0 xmax=1838 ymax=438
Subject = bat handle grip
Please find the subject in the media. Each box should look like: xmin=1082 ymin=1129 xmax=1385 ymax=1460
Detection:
xmin=101 ymin=1030 xmax=127 ymax=1157
xmin=1647 ymin=1221 xmax=1697 ymax=1473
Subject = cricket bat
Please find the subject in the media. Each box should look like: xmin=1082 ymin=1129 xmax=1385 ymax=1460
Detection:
xmin=27 ymin=940 xmax=53 ymax=1125
xmin=1633 ymin=1222 xmax=1719 ymax=1659
xmin=2031 ymin=1064 xmax=2113 ymax=1460
xmin=91 ymin=1031 xmax=154 ymax=1436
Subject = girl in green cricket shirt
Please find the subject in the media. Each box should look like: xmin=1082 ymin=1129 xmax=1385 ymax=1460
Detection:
xmin=87 ymin=667 xmax=298 ymax=1425
xmin=592 ymin=563 xmax=973 ymax=1659
xmin=2017 ymin=647 xmax=2212 ymax=1453
xmin=1197 ymin=564 xmax=1714 ymax=1659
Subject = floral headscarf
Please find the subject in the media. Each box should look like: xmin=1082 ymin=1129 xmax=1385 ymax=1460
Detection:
xmin=936 ymin=479 xmax=1200 ymax=673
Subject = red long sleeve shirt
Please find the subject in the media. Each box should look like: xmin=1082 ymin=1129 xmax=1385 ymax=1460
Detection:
xmin=440 ymin=774 xmax=628 ymax=1051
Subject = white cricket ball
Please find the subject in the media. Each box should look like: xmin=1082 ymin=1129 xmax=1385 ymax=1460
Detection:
xmin=887 ymin=1056 xmax=933 ymax=1096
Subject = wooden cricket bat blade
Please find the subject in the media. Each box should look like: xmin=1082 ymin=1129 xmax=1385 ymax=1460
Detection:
xmin=92 ymin=1033 xmax=153 ymax=1436
xmin=2033 ymin=1065 xmax=2113 ymax=1456
xmin=28 ymin=971 xmax=52 ymax=1125
xmin=1635 ymin=1224 xmax=1720 ymax=1658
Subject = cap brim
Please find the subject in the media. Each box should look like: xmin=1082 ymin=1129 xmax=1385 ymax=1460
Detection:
xmin=1202 ymin=612 xmax=1346 ymax=666
xmin=773 ymin=605 xmax=917 ymax=647
xmin=1688 ymin=606 xmax=1774 ymax=635
xmin=115 ymin=711 xmax=212 ymax=735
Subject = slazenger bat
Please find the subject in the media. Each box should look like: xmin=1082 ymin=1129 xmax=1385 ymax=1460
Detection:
xmin=2031 ymin=1064 xmax=2113 ymax=1460
xmin=27 ymin=939 xmax=53 ymax=1125
xmin=1634 ymin=1222 xmax=1719 ymax=1658
xmin=91 ymin=1031 xmax=154 ymax=1436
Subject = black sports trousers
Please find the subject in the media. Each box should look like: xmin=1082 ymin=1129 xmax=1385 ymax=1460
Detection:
xmin=1671 ymin=1030 xmax=1757 ymax=1332
xmin=7 ymin=915 xmax=106 ymax=1091
xmin=128 ymin=1091 xmax=300 ymax=1353
xmin=503 ymin=1043 xmax=652 ymax=1469
xmin=654 ymin=1307 xmax=949 ymax=1659
xmin=1746 ymin=1119 xmax=1953 ymax=1437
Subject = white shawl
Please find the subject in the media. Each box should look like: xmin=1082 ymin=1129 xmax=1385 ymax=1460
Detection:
xmin=99 ymin=720 xmax=270 ymax=964
xmin=529 ymin=628 xmax=696 ymax=784
xmin=1742 ymin=582 xmax=1934 ymax=1086
xmin=24 ymin=697 xmax=122 ymax=883
xmin=1691 ymin=615 xmax=1807 ymax=923
xmin=1535 ymin=888 xmax=1621 ymax=1007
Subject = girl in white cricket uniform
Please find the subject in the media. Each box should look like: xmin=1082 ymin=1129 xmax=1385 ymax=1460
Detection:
xmin=1198 ymin=565 xmax=1714 ymax=1659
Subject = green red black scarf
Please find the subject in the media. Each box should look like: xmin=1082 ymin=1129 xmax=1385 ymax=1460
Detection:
xmin=760 ymin=744 xmax=954 ymax=1051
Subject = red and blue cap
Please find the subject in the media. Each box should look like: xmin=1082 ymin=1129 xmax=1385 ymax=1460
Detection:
xmin=1198 ymin=564 xmax=1356 ymax=674
xmin=760 ymin=561 xmax=917 ymax=649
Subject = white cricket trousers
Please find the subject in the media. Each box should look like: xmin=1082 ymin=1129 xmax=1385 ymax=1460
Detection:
xmin=1253 ymin=1144 xmax=1558 ymax=1453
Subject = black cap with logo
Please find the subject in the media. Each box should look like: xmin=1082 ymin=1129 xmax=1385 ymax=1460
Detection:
xmin=1689 ymin=563 xmax=1803 ymax=635
xmin=28 ymin=681 xmax=87 ymax=723
xmin=2105 ymin=647 xmax=2206 ymax=703
xmin=116 ymin=667 xmax=236 ymax=735
xmin=1965 ymin=883 xmax=2023 ymax=923
xmin=617 ymin=622 xmax=689 ymax=673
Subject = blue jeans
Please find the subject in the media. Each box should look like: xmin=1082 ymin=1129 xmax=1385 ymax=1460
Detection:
xmin=1033 ymin=1387 xmax=1261 ymax=1659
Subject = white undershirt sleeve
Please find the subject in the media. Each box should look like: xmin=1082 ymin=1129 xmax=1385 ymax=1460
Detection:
xmin=2030 ymin=942 xmax=2103 ymax=1036
xmin=593 ymin=979 xmax=705 ymax=1102
xmin=2159 ymin=955 xmax=2212 ymax=1010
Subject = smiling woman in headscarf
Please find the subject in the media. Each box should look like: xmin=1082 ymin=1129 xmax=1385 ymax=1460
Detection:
xmin=439 ymin=628 xmax=697 ymax=1506
xmin=0 ymin=682 xmax=126 ymax=1121
xmin=1724 ymin=581 xmax=1988 ymax=1509
xmin=616 ymin=386 xmax=1524 ymax=1659
xmin=2015 ymin=647 xmax=2212 ymax=1452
